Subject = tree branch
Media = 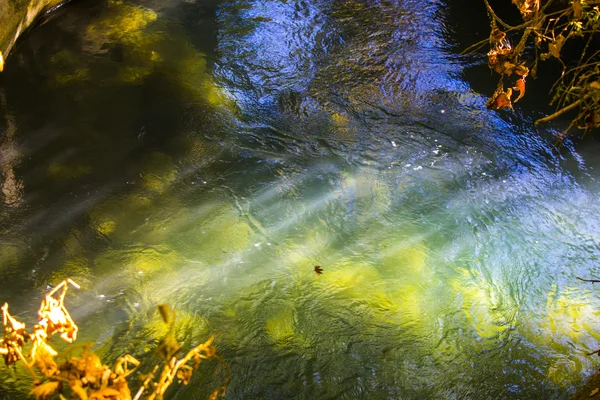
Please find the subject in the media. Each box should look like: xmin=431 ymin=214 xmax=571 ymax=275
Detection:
xmin=576 ymin=276 xmax=600 ymax=284
xmin=535 ymin=99 xmax=582 ymax=125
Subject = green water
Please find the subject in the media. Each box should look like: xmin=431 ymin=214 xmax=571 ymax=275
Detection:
xmin=1 ymin=0 xmax=600 ymax=398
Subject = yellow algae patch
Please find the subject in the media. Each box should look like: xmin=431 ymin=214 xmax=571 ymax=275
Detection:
xmin=203 ymin=80 xmax=235 ymax=108
xmin=171 ymin=50 xmax=237 ymax=112
xmin=89 ymin=194 xmax=152 ymax=237
xmin=320 ymin=259 xmax=380 ymax=298
xmin=145 ymin=308 xmax=210 ymax=343
xmin=0 ymin=243 xmax=20 ymax=271
xmin=81 ymin=3 xmax=162 ymax=84
xmin=140 ymin=152 xmax=177 ymax=194
xmin=188 ymin=204 xmax=253 ymax=261
xmin=373 ymin=285 xmax=425 ymax=325
xmin=63 ymin=230 xmax=85 ymax=257
xmin=48 ymin=162 xmax=92 ymax=179
xmin=55 ymin=68 xmax=92 ymax=85
xmin=379 ymin=243 xmax=428 ymax=278
xmin=47 ymin=258 xmax=91 ymax=288
xmin=339 ymin=170 xmax=392 ymax=215
xmin=542 ymin=286 xmax=600 ymax=344
xmin=546 ymin=357 xmax=582 ymax=386
xmin=278 ymin=232 xmax=330 ymax=273
xmin=97 ymin=221 xmax=117 ymax=236
xmin=331 ymin=112 xmax=350 ymax=127
xmin=266 ymin=306 xmax=296 ymax=345
xmin=48 ymin=51 xmax=91 ymax=85
xmin=85 ymin=4 xmax=158 ymax=47
xmin=451 ymin=269 xmax=511 ymax=339
xmin=94 ymin=245 xmax=181 ymax=277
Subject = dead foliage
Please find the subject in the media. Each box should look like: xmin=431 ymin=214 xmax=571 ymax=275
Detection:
xmin=466 ymin=0 xmax=600 ymax=141
xmin=0 ymin=280 xmax=229 ymax=400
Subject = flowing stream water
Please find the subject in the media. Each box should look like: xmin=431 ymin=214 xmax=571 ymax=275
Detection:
xmin=1 ymin=0 xmax=600 ymax=398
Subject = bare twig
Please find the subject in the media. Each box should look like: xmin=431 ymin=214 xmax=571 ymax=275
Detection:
xmin=535 ymin=99 xmax=583 ymax=125
xmin=577 ymin=276 xmax=600 ymax=284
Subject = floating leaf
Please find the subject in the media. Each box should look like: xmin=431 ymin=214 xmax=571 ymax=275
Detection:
xmin=31 ymin=381 xmax=60 ymax=400
xmin=158 ymin=304 xmax=171 ymax=324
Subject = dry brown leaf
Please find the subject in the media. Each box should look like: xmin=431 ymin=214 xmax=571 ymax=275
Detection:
xmin=549 ymin=35 xmax=566 ymax=59
xmin=487 ymin=86 xmax=513 ymax=110
xmin=512 ymin=0 xmax=539 ymax=18
xmin=490 ymin=27 xmax=506 ymax=47
xmin=31 ymin=381 xmax=60 ymax=400
xmin=513 ymin=78 xmax=527 ymax=103
xmin=158 ymin=304 xmax=172 ymax=324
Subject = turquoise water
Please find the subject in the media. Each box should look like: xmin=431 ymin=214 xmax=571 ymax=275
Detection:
xmin=1 ymin=0 xmax=600 ymax=398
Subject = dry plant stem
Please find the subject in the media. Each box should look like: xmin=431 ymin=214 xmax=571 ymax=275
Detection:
xmin=146 ymin=338 xmax=216 ymax=400
xmin=14 ymin=345 xmax=39 ymax=384
xmin=577 ymin=276 xmax=600 ymax=284
xmin=133 ymin=365 xmax=159 ymax=400
xmin=484 ymin=0 xmax=516 ymax=29
xmin=49 ymin=278 xmax=81 ymax=296
xmin=535 ymin=98 xmax=583 ymax=125
xmin=212 ymin=355 xmax=230 ymax=399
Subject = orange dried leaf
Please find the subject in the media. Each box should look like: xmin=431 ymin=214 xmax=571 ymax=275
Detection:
xmin=37 ymin=287 xmax=78 ymax=343
xmin=513 ymin=78 xmax=526 ymax=103
xmin=31 ymin=381 xmax=60 ymax=400
xmin=512 ymin=0 xmax=539 ymax=18
xmin=490 ymin=27 xmax=506 ymax=47
xmin=487 ymin=86 xmax=513 ymax=110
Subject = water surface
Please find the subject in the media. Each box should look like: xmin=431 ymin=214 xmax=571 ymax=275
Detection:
xmin=1 ymin=0 xmax=600 ymax=398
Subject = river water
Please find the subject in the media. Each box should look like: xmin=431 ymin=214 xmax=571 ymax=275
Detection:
xmin=1 ymin=0 xmax=600 ymax=398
